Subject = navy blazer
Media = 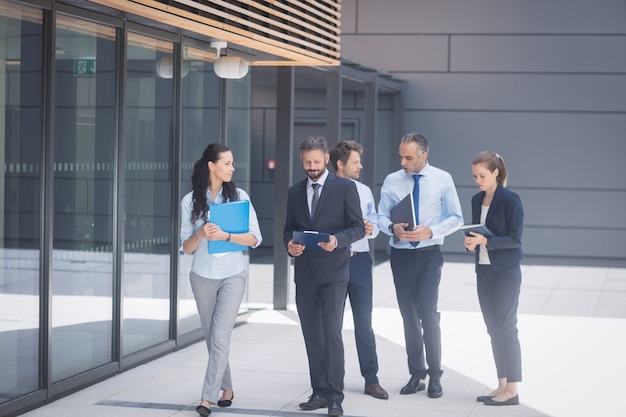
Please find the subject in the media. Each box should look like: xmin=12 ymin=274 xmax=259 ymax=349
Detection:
xmin=283 ymin=172 xmax=365 ymax=284
xmin=471 ymin=184 xmax=524 ymax=273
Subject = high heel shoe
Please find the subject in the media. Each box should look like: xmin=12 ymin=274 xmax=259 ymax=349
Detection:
xmin=217 ymin=393 xmax=234 ymax=407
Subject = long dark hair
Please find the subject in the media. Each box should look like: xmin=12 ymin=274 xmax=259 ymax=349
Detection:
xmin=190 ymin=143 xmax=239 ymax=223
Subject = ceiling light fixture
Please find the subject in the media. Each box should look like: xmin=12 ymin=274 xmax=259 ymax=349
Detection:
xmin=210 ymin=40 xmax=249 ymax=79
xmin=155 ymin=56 xmax=190 ymax=78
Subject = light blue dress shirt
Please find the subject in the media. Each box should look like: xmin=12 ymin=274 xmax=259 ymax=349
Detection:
xmin=180 ymin=188 xmax=262 ymax=279
xmin=350 ymin=179 xmax=379 ymax=252
xmin=378 ymin=163 xmax=463 ymax=249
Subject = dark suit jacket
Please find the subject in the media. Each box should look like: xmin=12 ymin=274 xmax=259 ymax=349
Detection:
xmin=283 ymin=172 xmax=365 ymax=284
xmin=471 ymin=184 xmax=524 ymax=273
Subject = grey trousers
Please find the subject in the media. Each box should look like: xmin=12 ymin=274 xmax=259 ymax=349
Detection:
xmin=190 ymin=269 xmax=246 ymax=404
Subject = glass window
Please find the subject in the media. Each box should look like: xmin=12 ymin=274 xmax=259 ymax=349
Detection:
xmin=0 ymin=0 xmax=43 ymax=402
xmin=51 ymin=13 xmax=117 ymax=382
xmin=178 ymin=46 xmax=220 ymax=336
xmin=224 ymin=76 xmax=252 ymax=313
xmin=225 ymin=76 xmax=251 ymax=192
xmin=122 ymin=32 xmax=174 ymax=355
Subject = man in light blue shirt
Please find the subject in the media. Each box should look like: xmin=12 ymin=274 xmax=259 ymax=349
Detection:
xmin=329 ymin=140 xmax=388 ymax=400
xmin=378 ymin=133 xmax=463 ymax=400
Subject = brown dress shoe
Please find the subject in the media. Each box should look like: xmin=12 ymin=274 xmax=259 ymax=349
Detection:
xmin=364 ymin=383 xmax=389 ymax=399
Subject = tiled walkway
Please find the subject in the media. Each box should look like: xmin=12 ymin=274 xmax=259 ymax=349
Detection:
xmin=20 ymin=261 xmax=626 ymax=417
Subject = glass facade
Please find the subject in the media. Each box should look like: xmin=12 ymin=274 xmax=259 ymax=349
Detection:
xmin=0 ymin=0 xmax=43 ymax=402
xmin=122 ymin=31 xmax=174 ymax=357
xmin=51 ymin=13 xmax=116 ymax=383
xmin=0 ymin=0 xmax=246 ymax=412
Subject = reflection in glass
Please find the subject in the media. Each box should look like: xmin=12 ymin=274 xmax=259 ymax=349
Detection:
xmin=178 ymin=46 xmax=220 ymax=336
xmin=225 ymin=77 xmax=251 ymax=191
xmin=122 ymin=32 xmax=173 ymax=355
xmin=0 ymin=0 xmax=43 ymax=402
xmin=51 ymin=14 xmax=116 ymax=382
xmin=224 ymin=76 xmax=252 ymax=312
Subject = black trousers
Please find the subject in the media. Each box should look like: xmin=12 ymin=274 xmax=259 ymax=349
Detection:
xmin=476 ymin=263 xmax=522 ymax=382
xmin=390 ymin=246 xmax=443 ymax=379
xmin=295 ymin=278 xmax=348 ymax=403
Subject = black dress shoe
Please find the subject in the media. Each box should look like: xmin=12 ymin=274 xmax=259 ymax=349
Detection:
xmin=400 ymin=376 xmax=425 ymax=394
xmin=217 ymin=393 xmax=233 ymax=407
xmin=364 ymin=383 xmax=389 ymax=399
xmin=484 ymin=394 xmax=519 ymax=406
xmin=299 ymin=394 xmax=328 ymax=410
xmin=327 ymin=400 xmax=343 ymax=416
xmin=427 ymin=376 xmax=443 ymax=398
xmin=476 ymin=395 xmax=493 ymax=402
xmin=195 ymin=404 xmax=211 ymax=416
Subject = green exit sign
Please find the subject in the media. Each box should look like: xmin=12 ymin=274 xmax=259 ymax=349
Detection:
xmin=74 ymin=58 xmax=96 ymax=77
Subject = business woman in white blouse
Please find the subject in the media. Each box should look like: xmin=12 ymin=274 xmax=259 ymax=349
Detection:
xmin=180 ymin=143 xmax=262 ymax=416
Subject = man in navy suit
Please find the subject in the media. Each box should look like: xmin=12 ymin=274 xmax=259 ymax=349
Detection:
xmin=283 ymin=136 xmax=365 ymax=417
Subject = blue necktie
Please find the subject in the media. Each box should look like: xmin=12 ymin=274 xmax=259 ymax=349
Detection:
xmin=411 ymin=174 xmax=421 ymax=247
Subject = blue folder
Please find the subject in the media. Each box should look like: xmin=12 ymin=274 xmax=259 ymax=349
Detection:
xmin=292 ymin=230 xmax=331 ymax=251
xmin=208 ymin=200 xmax=250 ymax=254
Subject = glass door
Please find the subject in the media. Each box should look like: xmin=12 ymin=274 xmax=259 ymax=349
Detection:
xmin=122 ymin=31 xmax=174 ymax=355
xmin=0 ymin=0 xmax=43 ymax=401
xmin=178 ymin=45 xmax=220 ymax=336
xmin=51 ymin=13 xmax=117 ymax=382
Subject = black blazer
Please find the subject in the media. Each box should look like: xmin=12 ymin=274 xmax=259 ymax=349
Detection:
xmin=471 ymin=184 xmax=524 ymax=273
xmin=283 ymin=172 xmax=365 ymax=284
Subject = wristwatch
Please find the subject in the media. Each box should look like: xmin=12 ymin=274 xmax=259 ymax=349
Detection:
xmin=226 ymin=232 xmax=231 ymax=242
xmin=388 ymin=223 xmax=394 ymax=233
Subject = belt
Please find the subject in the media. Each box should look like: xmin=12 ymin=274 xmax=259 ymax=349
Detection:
xmin=393 ymin=245 xmax=440 ymax=252
xmin=350 ymin=251 xmax=368 ymax=257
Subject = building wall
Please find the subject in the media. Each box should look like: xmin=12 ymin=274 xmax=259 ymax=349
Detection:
xmin=340 ymin=0 xmax=626 ymax=264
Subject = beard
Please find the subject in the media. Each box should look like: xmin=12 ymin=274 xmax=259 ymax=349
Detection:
xmin=306 ymin=167 xmax=325 ymax=181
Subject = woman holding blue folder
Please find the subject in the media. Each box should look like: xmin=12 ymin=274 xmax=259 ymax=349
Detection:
xmin=180 ymin=143 xmax=262 ymax=416
xmin=464 ymin=151 xmax=524 ymax=407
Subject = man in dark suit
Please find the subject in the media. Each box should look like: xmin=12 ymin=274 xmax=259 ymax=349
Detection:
xmin=283 ymin=136 xmax=365 ymax=417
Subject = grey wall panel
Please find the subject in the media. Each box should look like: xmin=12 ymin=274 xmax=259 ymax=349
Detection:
xmin=524 ymin=227 xmax=625 ymax=259
xmin=263 ymin=109 xmax=277 ymax=182
xmin=406 ymin=112 xmax=626 ymax=190
xmin=249 ymin=182 xmax=275 ymax=248
xmin=401 ymin=73 xmax=626 ymax=111
xmin=341 ymin=0 xmax=357 ymax=34
xmin=457 ymin=186 xmax=626 ymax=229
xmin=257 ymin=218 xmax=273 ymax=248
xmin=378 ymin=92 xmax=395 ymax=110
xmin=449 ymin=183 xmax=626 ymax=261
xmin=294 ymin=88 xmax=326 ymax=108
xmin=341 ymin=34 xmax=449 ymax=72
xmin=354 ymin=0 xmax=626 ymax=35
xmin=251 ymin=85 xmax=277 ymax=107
xmin=339 ymin=0 xmax=626 ymax=264
xmin=374 ymin=109 xmax=397 ymax=185
xmin=518 ymin=189 xmax=626 ymax=229
xmin=451 ymin=35 xmax=626 ymax=73
xmin=250 ymin=109 xmax=265 ymax=181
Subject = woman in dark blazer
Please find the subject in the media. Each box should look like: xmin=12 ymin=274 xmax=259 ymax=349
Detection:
xmin=464 ymin=151 xmax=524 ymax=407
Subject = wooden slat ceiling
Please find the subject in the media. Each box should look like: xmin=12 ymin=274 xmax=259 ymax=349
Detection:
xmin=87 ymin=0 xmax=341 ymax=66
